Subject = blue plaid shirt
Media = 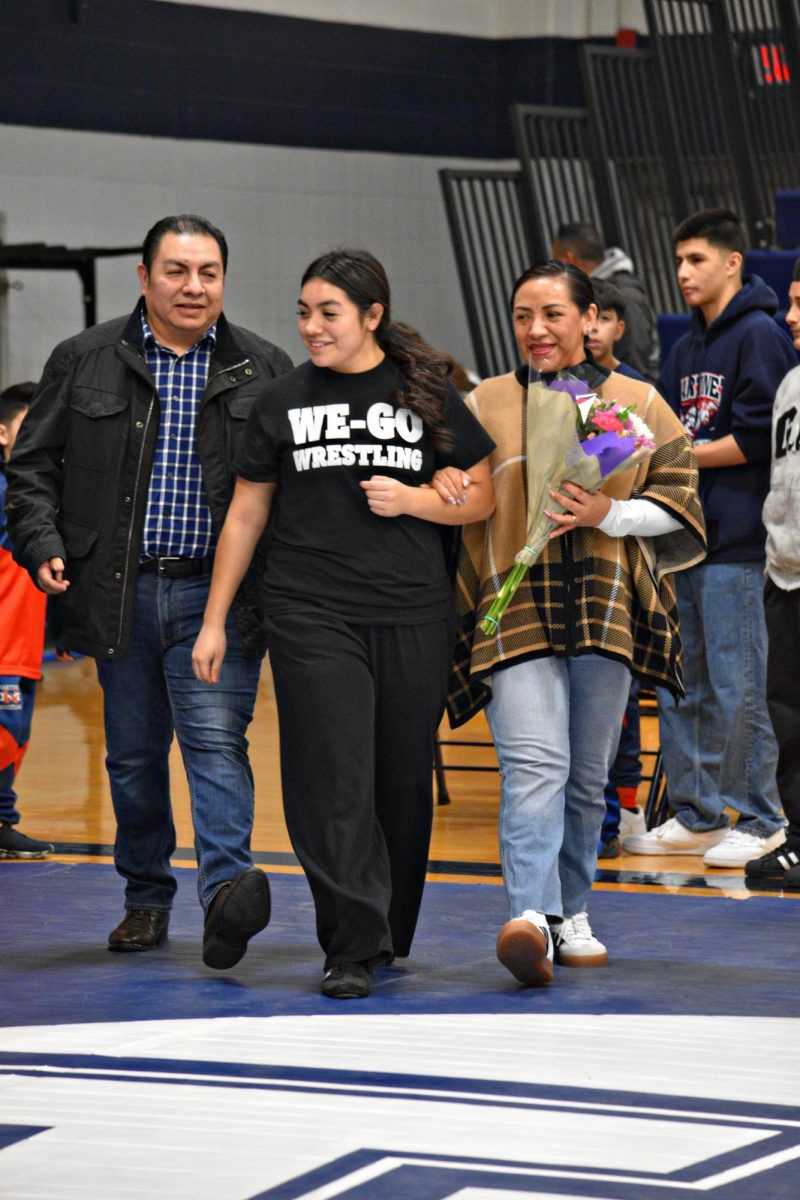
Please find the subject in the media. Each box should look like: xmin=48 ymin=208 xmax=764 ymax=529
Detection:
xmin=140 ymin=313 xmax=216 ymax=561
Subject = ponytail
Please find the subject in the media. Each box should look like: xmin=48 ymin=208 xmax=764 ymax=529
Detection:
xmin=376 ymin=320 xmax=452 ymax=450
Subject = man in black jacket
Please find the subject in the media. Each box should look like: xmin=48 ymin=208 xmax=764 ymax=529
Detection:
xmin=6 ymin=215 xmax=292 ymax=966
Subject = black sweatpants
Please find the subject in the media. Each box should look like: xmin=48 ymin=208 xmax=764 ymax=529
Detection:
xmin=764 ymin=577 xmax=800 ymax=842
xmin=264 ymin=605 xmax=454 ymax=968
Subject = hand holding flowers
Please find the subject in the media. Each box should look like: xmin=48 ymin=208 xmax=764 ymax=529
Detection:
xmin=545 ymin=479 xmax=612 ymax=537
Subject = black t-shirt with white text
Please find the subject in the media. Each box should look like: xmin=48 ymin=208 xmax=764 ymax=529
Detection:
xmin=235 ymin=358 xmax=494 ymax=623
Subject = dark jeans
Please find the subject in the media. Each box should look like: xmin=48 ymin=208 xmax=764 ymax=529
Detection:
xmin=765 ymin=576 xmax=800 ymax=842
xmin=601 ymin=679 xmax=642 ymax=844
xmin=96 ymin=573 xmax=263 ymax=911
xmin=265 ymin=606 xmax=453 ymax=969
xmin=0 ymin=676 xmax=36 ymax=825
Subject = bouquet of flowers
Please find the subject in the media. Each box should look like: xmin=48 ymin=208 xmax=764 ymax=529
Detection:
xmin=480 ymin=368 xmax=656 ymax=637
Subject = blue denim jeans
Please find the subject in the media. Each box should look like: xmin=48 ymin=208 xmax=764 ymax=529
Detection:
xmin=655 ymin=562 xmax=782 ymax=836
xmin=601 ymin=679 xmax=642 ymax=844
xmin=96 ymin=573 xmax=263 ymax=911
xmin=0 ymin=676 xmax=36 ymax=825
xmin=486 ymin=653 xmax=631 ymax=920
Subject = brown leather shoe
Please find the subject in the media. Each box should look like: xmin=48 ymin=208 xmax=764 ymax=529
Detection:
xmin=108 ymin=908 xmax=170 ymax=951
xmin=202 ymin=867 xmax=270 ymax=970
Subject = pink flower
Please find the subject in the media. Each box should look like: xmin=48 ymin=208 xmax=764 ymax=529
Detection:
xmin=591 ymin=410 xmax=624 ymax=434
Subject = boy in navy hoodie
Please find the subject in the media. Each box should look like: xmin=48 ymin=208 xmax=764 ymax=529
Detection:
xmin=623 ymin=208 xmax=795 ymax=867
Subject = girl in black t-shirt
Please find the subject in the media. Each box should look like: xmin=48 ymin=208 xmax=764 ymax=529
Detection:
xmin=192 ymin=249 xmax=494 ymax=998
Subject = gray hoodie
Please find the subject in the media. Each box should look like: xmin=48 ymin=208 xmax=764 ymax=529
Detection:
xmin=764 ymin=362 xmax=800 ymax=590
xmin=592 ymin=247 xmax=661 ymax=386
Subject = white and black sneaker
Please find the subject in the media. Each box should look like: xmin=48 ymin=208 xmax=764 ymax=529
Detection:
xmin=496 ymin=910 xmax=554 ymax=986
xmin=744 ymin=840 xmax=800 ymax=881
xmin=551 ymin=912 xmax=608 ymax=968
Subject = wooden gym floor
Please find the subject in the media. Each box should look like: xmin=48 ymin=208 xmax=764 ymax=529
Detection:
xmin=13 ymin=654 xmax=799 ymax=898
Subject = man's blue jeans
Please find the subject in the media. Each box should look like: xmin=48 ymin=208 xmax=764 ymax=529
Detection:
xmin=656 ymin=562 xmax=782 ymax=836
xmin=96 ymin=573 xmax=263 ymax=912
xmin=486 ymin=653 xmax=631 ymax=920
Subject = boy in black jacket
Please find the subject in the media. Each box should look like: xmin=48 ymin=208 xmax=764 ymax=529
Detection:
xmin=623 ymin=209 xmax=795 ymax=867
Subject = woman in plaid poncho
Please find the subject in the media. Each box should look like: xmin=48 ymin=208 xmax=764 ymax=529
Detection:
xmin=444 ymin=262 xmax=705 ymax=985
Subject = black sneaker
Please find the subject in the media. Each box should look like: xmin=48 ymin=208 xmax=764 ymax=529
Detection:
xmin=0 ymin=823 xmax=54 ymax=859
xmin=744 ymin=840 xmax=800 ymax=880
xmin=321 ymin=962 xmax=371 ymax=999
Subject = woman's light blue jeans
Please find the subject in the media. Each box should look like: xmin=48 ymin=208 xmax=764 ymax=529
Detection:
xmin=486 ymin=653 xmax=631 ymax=920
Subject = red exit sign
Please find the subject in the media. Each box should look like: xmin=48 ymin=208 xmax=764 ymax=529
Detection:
xmin=753 ymin=41 xmax=791 ymax=85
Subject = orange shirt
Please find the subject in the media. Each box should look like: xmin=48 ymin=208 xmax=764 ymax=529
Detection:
xmin=0 ymin=470 xmax=46 ymax=679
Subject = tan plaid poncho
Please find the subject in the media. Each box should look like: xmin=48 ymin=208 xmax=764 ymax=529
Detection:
xmin=447 ymin=365 xmax=707 ymax=727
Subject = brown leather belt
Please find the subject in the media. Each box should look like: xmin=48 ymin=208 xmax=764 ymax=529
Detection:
xmin=138 ymin=556 xmax=214 ymax=578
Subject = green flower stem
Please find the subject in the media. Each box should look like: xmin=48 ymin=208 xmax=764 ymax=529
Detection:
xmin=480 ymin=560 xmax=530 ymax=636
xmin=479 ymin=508 xmax=563 ymax=638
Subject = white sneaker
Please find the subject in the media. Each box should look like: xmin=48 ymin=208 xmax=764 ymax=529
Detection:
xmin=703 ymin=827 xmax=787 ymax=868
xmin=496 ymin=910 xmax=553 ymax=986
xmin=619 ymin=806 xmax=646 ymax=838
xmin=551 ymin=912 xmax=608 ymax=967
xmin=621 ymin=815 xmax=727 ymax=856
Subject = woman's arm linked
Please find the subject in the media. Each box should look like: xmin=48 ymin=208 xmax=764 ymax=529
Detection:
xmin=192 ymin=478 xmax=276 ymax=684
xmin=359 ymin=458 xmax=494 ymax=524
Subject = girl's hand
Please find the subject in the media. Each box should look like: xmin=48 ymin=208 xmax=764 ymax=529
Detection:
xmin=191 ymin=624 xmax=227 ymax=684
xmin=359 ymin=475 xmax=411 ymax=517
xmin=546 ymin=482 xmax=611 ymax=538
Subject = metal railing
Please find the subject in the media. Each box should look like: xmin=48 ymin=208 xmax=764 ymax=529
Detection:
xmin=438 ymin=167 xmax=533 ymax=379
xmin=510 ymin=103 xmax=622 ymax=262
xmin=644 ymin=0 xmax=800 ymax=247
xmin=579 ymin=45 xmax=686 ymax=312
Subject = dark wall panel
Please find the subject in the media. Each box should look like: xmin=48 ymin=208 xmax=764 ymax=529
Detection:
xmin=2 ymin=0 xmax=604 ymax=158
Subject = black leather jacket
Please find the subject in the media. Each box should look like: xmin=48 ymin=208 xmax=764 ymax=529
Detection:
xmin=6 ymin=302 xmax=292 ymax=660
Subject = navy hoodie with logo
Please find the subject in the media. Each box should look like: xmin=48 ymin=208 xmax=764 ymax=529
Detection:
xmin=660 ymin=275 xmax=797 ymax=564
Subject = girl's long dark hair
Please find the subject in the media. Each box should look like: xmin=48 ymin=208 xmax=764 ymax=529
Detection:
xmin=301 ymin=249 xmax=451 ymax=449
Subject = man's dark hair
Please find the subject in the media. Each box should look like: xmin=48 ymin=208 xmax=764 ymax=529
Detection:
xmin=554 ymin=221 xmax=605 ymax=267
xmin=672 ymin=208 xmax=747 ymax=256
xmin=0 ymin=381 xmax=35 ymax=426
xmin=141 ymin=215 xmax=229 ymax=273
xmin=793 ymin=257 xmax=800 ymax=283
xmin=593 ymin=280 xmax=626 ymax=319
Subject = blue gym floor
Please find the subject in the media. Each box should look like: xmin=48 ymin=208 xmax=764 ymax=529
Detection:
xmin=1 ymin=864 xmax=798 ymax=1198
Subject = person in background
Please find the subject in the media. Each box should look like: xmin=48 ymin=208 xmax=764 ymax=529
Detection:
xmin=746 ymin=258 xmax=800 ymax=889
xmin=553 ymin=221 xmax=660 ymax=386
xmin=623 ymin=208 xmax=795 ymax=867
xmin=0 ymin=383 xmax=53 ymax=860
xmin=587 ymin=280 xmax=646 ymax=382
xmin=446 ymin=260 xmax=704 ymax=987
xmin=192 ymin=248 xmax=495 ymax=1000
xmin=6 ymin=215 xmax=292 ymax=964
xmin=587 ymin=280 xmax=648 ymax=857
